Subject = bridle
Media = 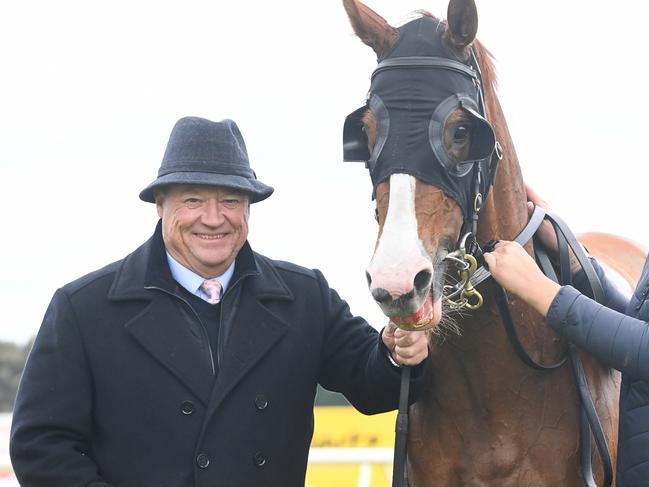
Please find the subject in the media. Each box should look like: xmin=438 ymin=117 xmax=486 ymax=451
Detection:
xmin=343 ymin=44 xmax=504 ymax=315
xmin=343 ymin=19 xmax=613 ymax=487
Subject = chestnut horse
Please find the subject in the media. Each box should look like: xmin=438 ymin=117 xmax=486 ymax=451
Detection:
xmin=342 ymin=1 xmax=647 ymax=485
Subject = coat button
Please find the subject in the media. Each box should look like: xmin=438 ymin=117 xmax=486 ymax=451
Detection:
xmin=196 ymin=453 xmax=210 ymax=469
xmin=254 ymin=394 xmax=268 ymax=410
xmin=253 ymin=451 xmax=267 ymax=467
xmin=180 ymin=401 xmax=195 ymax=415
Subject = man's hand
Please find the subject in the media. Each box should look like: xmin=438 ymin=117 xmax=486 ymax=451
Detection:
xmin=382 ymin=322 xmax=429 ymax=366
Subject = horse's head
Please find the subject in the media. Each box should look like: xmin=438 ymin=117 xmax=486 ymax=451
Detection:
xmin=343 ymin=0 xmax=502 ymax=332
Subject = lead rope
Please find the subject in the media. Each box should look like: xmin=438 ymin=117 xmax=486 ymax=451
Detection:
xmin=392 ymin=366 xmax=411 ymax=487
xmin=535 ymin=213 xmax=612 ymax=487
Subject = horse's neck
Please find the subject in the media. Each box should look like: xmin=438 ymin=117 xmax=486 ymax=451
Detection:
xmin=462 ymin=88 xmax=565 ymax=379
xmin=478 ymin=162 xmax=527 ymax=242
xmin=434 ymin=297 xmax=570 ymax=421
xmin=477 ymin=91 xmax=528 ymax=242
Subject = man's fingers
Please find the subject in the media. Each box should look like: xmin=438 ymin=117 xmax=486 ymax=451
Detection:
xmin=382 ymin=322 xmax=398 ymax=353
xmin=393 ymin=328 xmax=424 ymax=345
xmin=389 ymin=329 xmax=430 ymax=365
xmin=393 ymin=345 xmax=428 ymax=366
xmin=394 ymin=342 xmax=425 ymax=358
xmin=385 ymin=321 xmax=398 ymax=336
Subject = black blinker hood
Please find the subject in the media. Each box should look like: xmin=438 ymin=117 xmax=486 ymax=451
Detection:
xmin=343 ymin=16 xmax=498 ymax=220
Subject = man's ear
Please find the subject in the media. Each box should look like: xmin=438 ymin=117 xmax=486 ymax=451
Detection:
xmin=244 ymin=198 xmax=251 ymax=219
xmin=154 ymin=189 xmax=165 ymax=217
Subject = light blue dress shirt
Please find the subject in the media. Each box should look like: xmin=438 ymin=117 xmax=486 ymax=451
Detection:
xmin=166 ymin=252 xmax=235 ymax=303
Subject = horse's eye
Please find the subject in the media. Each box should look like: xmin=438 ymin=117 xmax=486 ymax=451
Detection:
xmin=453 ymin=125 xmax=470 ymax=142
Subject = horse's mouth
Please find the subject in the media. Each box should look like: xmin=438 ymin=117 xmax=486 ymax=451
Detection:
xmin=391 ymin=293 xmax=441 ymax=331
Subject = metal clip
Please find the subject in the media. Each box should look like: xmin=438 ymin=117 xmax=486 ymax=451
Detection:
xmin=443 ymin=233 xmax=484 ymax=310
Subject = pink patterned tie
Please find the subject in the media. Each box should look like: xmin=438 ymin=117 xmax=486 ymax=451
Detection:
xmin=200 ymin=278 xmax=222 ymax=305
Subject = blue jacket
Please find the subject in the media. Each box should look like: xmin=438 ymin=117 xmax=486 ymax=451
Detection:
xmin=10 ymin=222 xmax=428 ymax=487
xmin=547 ymin=257 xmax=649 ymax=486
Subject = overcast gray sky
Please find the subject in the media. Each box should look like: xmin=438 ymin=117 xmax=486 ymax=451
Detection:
xmin=1 ymin=0 xmax=648 ymax=344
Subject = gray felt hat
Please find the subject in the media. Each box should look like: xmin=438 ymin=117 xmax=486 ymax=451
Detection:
xmin=139 ymin=117 xmax=274 ymax=203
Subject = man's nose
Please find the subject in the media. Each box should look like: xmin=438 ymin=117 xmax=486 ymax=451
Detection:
xmin=202 ymin=200 xmax=225 ymax=226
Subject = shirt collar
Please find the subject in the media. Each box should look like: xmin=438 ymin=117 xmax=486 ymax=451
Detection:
xmin=165 ymin=252 xmax=236 ymax=301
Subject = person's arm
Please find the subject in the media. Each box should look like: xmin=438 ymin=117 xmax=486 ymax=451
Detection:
xmin=572 ymin=257 xmax=628 ymax=313
xmin=485 ymin=242 xmax=649 ymax=380
xmin=546 ymin=284 xmax=649 ymax=380
xmin=10 ymin=289 xmax=114 ymax=487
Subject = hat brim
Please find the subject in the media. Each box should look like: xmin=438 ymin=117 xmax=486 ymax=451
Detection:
xmin=139 ymin=172 xmax=274 ymax=204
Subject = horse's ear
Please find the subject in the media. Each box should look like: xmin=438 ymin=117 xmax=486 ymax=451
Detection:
xmin=445 ymin=0 xmax=478 ymax=51
xmin=343 ymin=0 xmax=398 ymax=58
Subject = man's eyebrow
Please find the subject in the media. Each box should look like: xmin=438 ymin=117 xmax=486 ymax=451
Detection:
xmin=223 ymin=191 xmax=247 ymax=198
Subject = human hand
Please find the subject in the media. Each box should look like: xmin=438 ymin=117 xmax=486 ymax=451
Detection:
xmin=382 ymin=322 xmax=429 ymax=366
xmin=483 ymin=240 xmax=560 ymax=316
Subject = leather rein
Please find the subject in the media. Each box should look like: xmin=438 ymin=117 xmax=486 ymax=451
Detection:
xmin=488 ymin=207 xmax=613 ymax=487
xmin=393 ymin=206 xmax=613 ymax=487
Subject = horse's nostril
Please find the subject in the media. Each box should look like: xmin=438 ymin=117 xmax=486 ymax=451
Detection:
xmin=365 ymin=271 xmax=372 ymax=288
xmin=371 ymin=287 xmax=392 ymax=304
xmin=414 ymin=270 xmax=432 ymax=293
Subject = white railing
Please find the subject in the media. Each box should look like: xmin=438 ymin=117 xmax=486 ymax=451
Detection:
xmin=308 ymin=447 xmax=393 ymax=487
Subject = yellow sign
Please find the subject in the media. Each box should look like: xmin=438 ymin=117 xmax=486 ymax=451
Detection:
xmin=306 ymin=406 xmax=397 ymax=487
xmin=306 ymin=464 xmax=392 ymax=487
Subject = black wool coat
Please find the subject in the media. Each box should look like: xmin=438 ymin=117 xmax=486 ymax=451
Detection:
xmin=10 ymin=222 xmax=428 ymax=487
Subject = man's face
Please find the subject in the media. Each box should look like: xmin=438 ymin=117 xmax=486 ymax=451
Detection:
xmin=156 ymin=184 xmax=250 ymax=278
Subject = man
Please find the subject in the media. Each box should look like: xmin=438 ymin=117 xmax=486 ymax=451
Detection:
xmin=10 ymin=116 xmax=430 ymax=487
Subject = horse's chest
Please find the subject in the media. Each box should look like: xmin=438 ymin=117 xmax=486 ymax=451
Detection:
xmin=407 ymin=342 xmax=588 ymax=486
xmin=408 ymin=424 xmax=582 ymax=487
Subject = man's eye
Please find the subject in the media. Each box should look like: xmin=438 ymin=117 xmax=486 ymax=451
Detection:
xmin=223 ymin=199 xmax=240 ymax=207
xmin=184 ymin=198 xmax=201 ymax=206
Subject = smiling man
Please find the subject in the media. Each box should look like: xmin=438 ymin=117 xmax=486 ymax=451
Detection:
xmin=156 ymin=185 xmax=250 ymax=279
xmin=10 ymin=116 xmax=430 ymax=487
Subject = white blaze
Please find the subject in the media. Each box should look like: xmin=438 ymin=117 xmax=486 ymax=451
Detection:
xmin=367 ymin=174 xmax=431 ymax=297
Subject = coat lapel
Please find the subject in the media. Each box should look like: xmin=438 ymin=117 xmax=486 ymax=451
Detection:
xmin=108 ymin=222 xmax=214 ymax=405
xmin=206 ymin=297 xmax=289 ymax=417
xmin=108 ymin=224 xmax=294 ymax=417
xmin=204 ymin=253 xmax=293 ymax=419
xmin=124 ymin=293 xmax=214 ymax=405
